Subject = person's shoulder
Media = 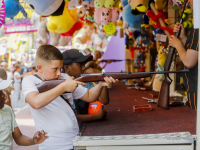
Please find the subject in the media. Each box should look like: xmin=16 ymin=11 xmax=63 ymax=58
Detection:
xmin=3 ymin=104 xmax=13 ymax=113
xmin=22 ymin=74 xmax=38 ymax=84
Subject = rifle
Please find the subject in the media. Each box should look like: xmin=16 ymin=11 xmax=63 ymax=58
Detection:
xmin=157 ymin=0 xmax=188 ymax=109
xmin=98 ymin=59 xmax=131 ymax=63
xmin=36 ymin=69 xmax=189 ymax=93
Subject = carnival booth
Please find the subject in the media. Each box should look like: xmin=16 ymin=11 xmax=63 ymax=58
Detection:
xmin=1 ymin=0 xmax=200 ymax=149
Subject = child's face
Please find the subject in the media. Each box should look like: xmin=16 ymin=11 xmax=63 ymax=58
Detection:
xmin=65 ymin=62 xmax=85 ymax=78
xmin=38 ymin=60 xmax=63 ymax=80
xmin=0 ymin=90 xmax=6 ymax=109
xmin=17 ymin=67 xmax=22 ymax=73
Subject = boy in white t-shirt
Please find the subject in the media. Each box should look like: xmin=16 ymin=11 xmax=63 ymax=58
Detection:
xmin=22 ymin=45 xmax=117 ymax=150
xmin=0 ymin=78 xmax=48 ymax=150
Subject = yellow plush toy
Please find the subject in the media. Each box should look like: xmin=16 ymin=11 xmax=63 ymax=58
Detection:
xmin=152 ymin=45 xmax=167 ymax=92
xmin=47 ymin=1 xmax=78 ymax=33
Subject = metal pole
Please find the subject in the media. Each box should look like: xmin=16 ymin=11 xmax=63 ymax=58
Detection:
xmin=194 ymin=0 xmax=200 ymax=149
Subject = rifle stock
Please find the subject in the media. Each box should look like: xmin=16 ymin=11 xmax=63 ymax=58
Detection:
xmin=157 ymin=74 xmax=172 ymax=109
xmin=157 ymin=0 xmax=188 ymax=109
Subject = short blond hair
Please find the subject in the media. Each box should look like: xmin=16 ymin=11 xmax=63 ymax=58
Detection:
xmin=35 ymin=45 xmax=63 ymax=65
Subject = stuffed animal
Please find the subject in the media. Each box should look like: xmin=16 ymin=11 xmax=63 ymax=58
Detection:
xmin=37 ymin=17 xmax=48 ymax=45
xmin=94 ymin=8 xmax=119 ymax=25
xmin=47 ymin=1 xmax=78 ymax=33
xmin=59 ymin=36 xmax=72 ymax=46
xmin=76 ymin=25 xmax=92 ymax=44
xmin=130 ymin=0 xmax=148 ymax=15
xmin=30 ymin=12 xmax=40 ymax=28
xmin=25 ymin=0 xmax=64 ymax=16
xmin=94 ymin=0 xmax=117 ymax=8
xmin=94 ymin=8 xmax=102 ymax=24
xmin=104 ymin=0 xmax=115 ymax=9
xmin=84 ymin=8 xmax=95 ymax=24
xmin=111 ymin=8 xmax=120 ymax=22
xmin=94 ymin=0 xmax=105 ymax=8
xmin=101 ymin=8 xmax=111 ymax=25
xmin=146 ymin=0 xmax=174 ymax=35
xmin=68 ymin=0 xmax=81 ymax=9
xmin=91 ymin=26 xmax=108 ymax=50
xmin=60 ymin=21 xmax=83 ymax=37
xmin=49 ymin=32 xmax=60 ymax=46
xmin=5 ymin=0 xmax=27 ymax=19
xmin=152 ymin=45 xmax=167 ymax=92
xmin=122 ymin=4 xmax=144 ymax=32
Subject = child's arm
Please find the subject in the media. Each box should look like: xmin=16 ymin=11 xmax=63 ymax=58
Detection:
xmin=76 ymin=105 xmax=107 ymax=123
xmin=15 ymin=74 xmax=24 ymax=79
xmin=25 ymin=77 xmax=86 ymax=109
xmin=12 ymin=127 xmax=48 ymax=146
xmin=80 ymin=77 xmax=117 ymax=103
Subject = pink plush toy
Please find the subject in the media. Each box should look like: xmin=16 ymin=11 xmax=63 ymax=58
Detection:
xmin=111 ymin=8 xmax=119 ymax=22
xmin=94 ymin=8 xmax=102 ymax=24
xmin=101 ymin=8 xmax=111 ymax=25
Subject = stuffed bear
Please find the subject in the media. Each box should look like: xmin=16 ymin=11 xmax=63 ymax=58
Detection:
xmin=94 ymin=0 xmax=105 ymax=8
xmin=76 ymin=25 xmax=92 ymax=44
xmin=104 ymin=0 xmax=115 ymax=9
xmin=47 ymin=1 xmax=78 ymax=33
xmin=49 ymin=32 xmax=60 ymax=46
xmin=101 ymin=8 xmax=112 ymax=25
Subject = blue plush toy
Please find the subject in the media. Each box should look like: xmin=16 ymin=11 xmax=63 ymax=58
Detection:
xmin=122 ymin=4 xmax=144 ymax=32
xmin=5 ymin=0 xmax=27 ymax=19
xmin=24 ymin=0 xmax=64 ymax=16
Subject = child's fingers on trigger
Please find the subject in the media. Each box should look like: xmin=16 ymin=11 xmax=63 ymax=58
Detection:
xmin=77 ymin=81 xmax=86 ymax=86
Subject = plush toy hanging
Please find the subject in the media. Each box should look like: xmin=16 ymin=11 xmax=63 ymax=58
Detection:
xmin=122 ymin=4 xmax=144 ymax=32
xmin=5 ymin=0 xmax=27 ymax=19
xmin=152 ymin=45 xmax=167 ymax=92
xmin=130 ymin=0 xmax=149 ymax=15
xmin=146 ymin=0 xmax=173 ymax=38
xmin=46 ymin=1 xmax=78 ymax=33
xmin=24 ymin=0 xmax=64 ymax=16
xmin=60 ymin=21 xmax=84 ymax=37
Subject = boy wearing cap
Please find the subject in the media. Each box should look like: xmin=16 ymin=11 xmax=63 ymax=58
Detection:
xmin=62 ymin=49 xmax=111 ymax=123
xmin=22 ymin=45 xmax=117 ymax=150
xmin=0 ymin=78 xmax=48 ymax=150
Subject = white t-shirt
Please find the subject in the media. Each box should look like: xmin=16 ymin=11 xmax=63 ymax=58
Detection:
xmin=22 ymin=73 xmax=87 ymax=150
xmin=14 ymin=72 xmax=21 ymax=83
xmin=6 ymin=71 xmax=12 ymax=80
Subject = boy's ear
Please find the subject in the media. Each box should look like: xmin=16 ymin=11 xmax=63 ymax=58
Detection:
xmin=36 ymin=64 xmax=43 ymax=73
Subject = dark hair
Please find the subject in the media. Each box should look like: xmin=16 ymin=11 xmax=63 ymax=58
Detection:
xmin=36 ymin=45 xmax=63 ymax=62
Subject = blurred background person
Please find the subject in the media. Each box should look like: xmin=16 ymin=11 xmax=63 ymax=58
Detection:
xmin=1 ymin=61 xmax=12 ymax=80
xmin=12 ymin=64 xmax=24 ymax=111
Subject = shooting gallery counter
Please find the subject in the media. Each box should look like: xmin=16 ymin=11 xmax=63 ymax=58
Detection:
xmin=73 ymin=82 xmax=197 ymax=150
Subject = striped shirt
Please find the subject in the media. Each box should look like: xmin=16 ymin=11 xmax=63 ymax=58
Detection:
xmin=182 ymin=27 xmax=199 ymax=93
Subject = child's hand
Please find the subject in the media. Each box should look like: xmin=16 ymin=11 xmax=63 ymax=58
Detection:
xmin=100 ymin=77 xmax=118 ymax=87
xmin=169 ymin=35 xmax=183 ymax=49
xmin=33 ymin=130 xmax=48 ymax=144
xmin=64 ymin=77 xmax=86 ymax=92
xmin=173 ymin=22 xmax=185 ymax=39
